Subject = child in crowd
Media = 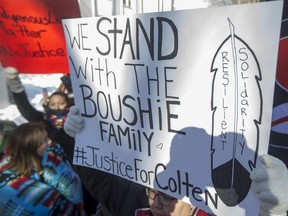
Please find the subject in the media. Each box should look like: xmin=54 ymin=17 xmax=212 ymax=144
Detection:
xmin=4 ymin=67 xmax=73 ymax=150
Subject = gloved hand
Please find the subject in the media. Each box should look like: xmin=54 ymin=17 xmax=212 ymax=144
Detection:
xmin=63 ymin=106 xmax=84 ymax=138
xmin=250 ymin=154 xmax=288 ymax=216
xmin=3 ymin=67 xmax=24 ymax=93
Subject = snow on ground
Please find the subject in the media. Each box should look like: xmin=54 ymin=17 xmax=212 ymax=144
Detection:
xmin=0 ymin=74 xmax=64 ymax=125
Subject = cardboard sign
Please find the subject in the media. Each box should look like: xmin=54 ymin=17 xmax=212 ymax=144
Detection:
xmin=63 ymin=1 xmax=283 ymax=215
xmin=0 ymin=0 xmax=80 ymax=73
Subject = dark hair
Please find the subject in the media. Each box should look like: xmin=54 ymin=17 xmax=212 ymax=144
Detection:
xmin=44 ymin=91 xmax=70 ymax=111
xmin=49 ymin=91 xmax=69 ymax=104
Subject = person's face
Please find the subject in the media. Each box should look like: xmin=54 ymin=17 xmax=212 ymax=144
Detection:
xmin=48 ymin=95 xmax=68 ymax=110
xmin=147 ymin=188 xmax=192 ymax=216
xmin=37 ymin=135 xmax=51 ymax=156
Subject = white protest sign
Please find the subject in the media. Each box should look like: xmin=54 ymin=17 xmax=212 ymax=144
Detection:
xmin=63 ymin=1 xmax=283 ymax=215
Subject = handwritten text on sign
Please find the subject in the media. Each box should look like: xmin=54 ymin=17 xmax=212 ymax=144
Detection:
xmin=63 ymin=2 xmax=282 ymax=215
xmin=0 ymin=0 xmax=80 ymax=73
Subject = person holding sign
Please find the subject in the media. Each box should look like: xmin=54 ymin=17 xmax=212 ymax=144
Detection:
xmin=144 ymin=187 xmax=211 ymax=215
xmin=64 ymin=106 xmax=288 ymax=216
xmin=0 ymin=122 xmax=86 ymax=215
xmin=3 ymin=66 xmax=75 ymax=157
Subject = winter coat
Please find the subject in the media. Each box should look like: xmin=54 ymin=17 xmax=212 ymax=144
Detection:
xmin=0 ymin=144 xmax=85 ymax=215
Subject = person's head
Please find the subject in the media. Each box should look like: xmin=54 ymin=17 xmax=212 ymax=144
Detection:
xmin=146 ymin=188 xmax=193 ymax=216
xmin=47 ymin=91 xmax=69 ymax=110
xmin=45 ymin=91 xmax=70 ymax=129
xmin=8 ymin=122 xmax=52 ymax=176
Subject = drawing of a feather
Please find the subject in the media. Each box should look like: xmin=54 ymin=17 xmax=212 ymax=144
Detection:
xmin=210 ymin=19 xmax=262 ymax=206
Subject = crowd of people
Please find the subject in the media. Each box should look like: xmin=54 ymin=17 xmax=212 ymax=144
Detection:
xmin=1 ymin=67 xmax=98 ymax=215
xmin=0 ymin=0 xmax=288 ymax=216
xmin=1 ymin=67 xmax=288 ymax=216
